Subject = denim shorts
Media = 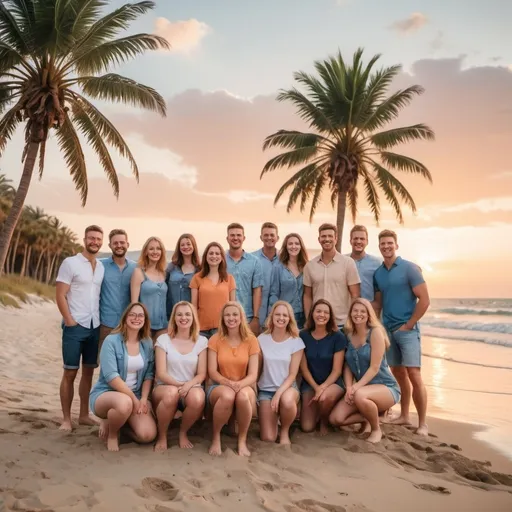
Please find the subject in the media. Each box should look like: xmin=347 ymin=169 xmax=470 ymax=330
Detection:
xmin=206 ymin=383 xmax=221 ymax=404
xmin=62 ymin=323 xmax=100 ymax=370
xmin=258 ymin=382 xmax=299 ymax=403
xmin=300 ymin=378 xmax=344 ymax=394
xmin=387 ymin=328 xmax=421 ymax=367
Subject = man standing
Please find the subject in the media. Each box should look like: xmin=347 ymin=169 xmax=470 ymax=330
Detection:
xmin=347 ymin=225 xmax=382 ymax=301
xmin=226 ymin=223 xmax=263 ymax=335
xmin=98 ymin=229 xmax=137 ymax=343
xmin=56 ymin=225 xmax=105 ymax=431
xmin=303 ymin=223 xmax=360 ymax=328
xmin=373 ymin=229 xmax=430 ymax=435
xmin=252 ymin=222 xmax=279 ymax=328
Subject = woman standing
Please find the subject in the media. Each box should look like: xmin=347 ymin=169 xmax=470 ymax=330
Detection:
xmin=329 ymin=298 xmax=401 ymax=443
xmin=131 ymin=236 xmax=168 ymax=339
xmin=89 ymin=302 xmax=157 ymax=451
xmin=166 ymin=234 xmax=201 ymax=319
xmin=207 ymin=301 xmax=260 ymax=457
xmin=300 ymin=299 xmax=346 ymax=435
xmin=268 ymin=233 xmax=308 ymax=328
xmin=153 ymin=301 xmax=207 ymax=451
xmin=190 ymin=242 xmax=236 ymax=339
xmin=258 ymin=301 xmax=304 ymax=445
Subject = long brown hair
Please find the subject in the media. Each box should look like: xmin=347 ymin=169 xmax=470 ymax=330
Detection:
xmin=264 ymin=300 xmax=300 ymax=338
xmin=112 ymin=302 xmax=151 ymax=341
xmin=279 ymin=233 xmax=309 ymax=272
xmin=344 ymin=298 xmax=390 ymax=349
xmin=171 ymin=233 xmax=200 ymax=268
xmin=199 ymin=242 xmax=228 ymax=282
xmin=305 ymin=299 xmax=338 ymax=334
xmin=168 ymin=301 xmax=200 ymax=341
xmin=217 ymin=301 xmax=252 ymax=341
xmin=138 ymin=236 xmax=166 ymax=273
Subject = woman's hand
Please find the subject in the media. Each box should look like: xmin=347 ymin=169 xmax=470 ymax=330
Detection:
xmin=271 ymin=392 xmax=282 ymax=413
xmin=132 ymin=396 xmax=141 ymax=414
xmin=345 ymin=386 xmax=355 ymax=405
xmin=178 ymin=382 xmax=193 ymax=398
xmin=309 ymin=384 xmax=327 ymax=405
xmin=229 ymin=380 xmax=241 ymax=393
xmin=138 ymin=397 xmax=149 ymax=414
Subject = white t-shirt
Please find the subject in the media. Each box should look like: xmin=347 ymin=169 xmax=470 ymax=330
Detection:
xmin=258 ymin=333 xmax=305 ymax=392
xmin=126 ymin=353 xmax=144 ymax=390
xmin=155 ymin=334 xmax=208 ymax=383
xmin=56 ymin=254 xmax=104 ymax=328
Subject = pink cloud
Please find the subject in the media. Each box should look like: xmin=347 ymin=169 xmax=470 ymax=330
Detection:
xmin=154 ymin=17 xmax=211 ymax=54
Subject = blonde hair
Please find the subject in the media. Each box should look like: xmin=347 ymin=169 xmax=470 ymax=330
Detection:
xmin=138 ymin=236 xmax=166 ymax=273
xmin=344 ymin=298 xmax=390 ymax=349
xmin=111 ymin=302 xmax=151 ymax=342
xmin=168 ymin=301 xmax=200 ymax=341
xmin=218 ymin=301 xmax=252 ymax=341
xmin=264 ymin=300 xmax=300 ymax=338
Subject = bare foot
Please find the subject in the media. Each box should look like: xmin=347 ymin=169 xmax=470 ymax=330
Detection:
xmin=416 ymin=424 xmax=429 ymax=436
xmin=79 ymin=415 xmax=99 ymax=427
xmin=279 ymin=433 xmax=291 ymax=445
xmin=154 ymin=436 xmax=168 ymax=452
xmin=238 ymin=440 xmax=251 ymax=457
xmin=107 ymin=433 xmax=120 ymax=452
xmin=385 ymin=415 xmax=412 ymax=426
xmin=98 ymin=419 xmax=109 ymax=441
xmin=59 ymin=419 xmax=73 ymax=432
xmin=367 ymin=429 xmax=383 ymax=444
xmin=357 ymin=421 xmax=371 ymax=435
xmin=319 ymin=421 xmax=329 ymax=436
xmin=179 ymin=432 xmax=194 ymax=449
xmin=209 ymin=438 xmax=222 ymax=456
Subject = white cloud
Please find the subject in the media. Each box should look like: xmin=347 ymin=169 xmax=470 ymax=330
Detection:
xmin=154 ymin=18 xmax=211 ymax=54
xmin=196 ymin=189 xmax=274 ymax=204
xmin=390 ymin=12 xmax=428 ymax=34
xmin=440 ymin=197 xmax=512 ymax=214
xmin=492 ymin=171 xmax=512 ymax=180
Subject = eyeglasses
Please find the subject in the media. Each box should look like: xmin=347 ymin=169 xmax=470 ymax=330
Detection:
xmin=127 ymin=313 xmax=145 ymax=320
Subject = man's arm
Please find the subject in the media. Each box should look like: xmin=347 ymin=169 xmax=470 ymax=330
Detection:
xmin=402 ymin=282 xmax=430 ymax=330
xmin=371 ymin=291 xmax=382 ymax=317
xmin=251 ymin=286 xmax=262 ymax=327
xmin=56 ymin=282 xmax=76 ymax=326
xmin=348 ymin=283 xmax=360 ymax=299
xmin=303 ymin=285 xmax=313 ymax=319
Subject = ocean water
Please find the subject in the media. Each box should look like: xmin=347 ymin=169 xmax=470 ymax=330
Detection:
xmin=419 ymin=299 xmax=512 ymax=459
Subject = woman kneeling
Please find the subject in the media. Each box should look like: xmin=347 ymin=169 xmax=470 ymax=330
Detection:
xmin=258 ymin=301 xmax=304 ymax=445
xmin=90 ymin=302 xmax=157 ymax=451
xmin=207 ymin=302 xmax=260 ymax=457
xmin=153 ymin=301 xmax=207 ymax=451
xmin=329 ymin=299 xmax=401 ymax=443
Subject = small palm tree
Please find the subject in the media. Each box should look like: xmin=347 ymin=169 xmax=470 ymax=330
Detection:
xmin=0 ymin=0 xmax=170 ymax=274
xmin=261 ymin=48 xmax=434 ymax=251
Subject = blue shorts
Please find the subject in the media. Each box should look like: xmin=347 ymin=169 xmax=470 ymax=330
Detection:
xmin=200 ymin=328 xmax=217 ymax=340
xmin=300 ymin=379 xmax=344 ymax=394
xmin=258 ymin=382 xmax=299 ymax=403
xmin=206 ymin=383 xmax=221 ymax=404
xmin=387 ymin=328 xmax=421 ymax=367
xmin=62 ymin=323 xmax=100 ymax=370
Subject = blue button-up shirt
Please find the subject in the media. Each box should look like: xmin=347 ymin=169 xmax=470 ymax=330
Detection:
xmin=226 ymin=250 xmax=263 ymax=321
xmin=252 ymin=248 xmax=279 ymax=325
xmin=373 ymin=256 xmax=425 ymax=331
xmin=99 ymin=256 xmax=137 ymax=328
xmin=345 ymin=253 xmax=382 ymax=301
xmin=165 ymin=263 xmax=198 ymax=318
xmin=269 ymin=262 xmax=304 ymax=317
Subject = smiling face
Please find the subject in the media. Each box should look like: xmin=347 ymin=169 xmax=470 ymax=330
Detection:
xmin=318 ymin=228 xmax=337 ymax=252
xmin=350 ymin=230 xmax=368 ymax=255
xmin=379 ymin=236 xmax=398 ymax=260
xmin=223 ymin=305 xmax=241 ymax=331
xmin=146 ymin=239 xmax=162 ymax=262
xmin=350 ymin=302 xmax=369 ymax=327
xmin=84 ymin=230 xmax=103 ymax=255
xmin=227 ymin=228 xmax=245 ymax=250
xmin=272 ymin=304 xmax=290 ymax=330
xmin=206 ymin=245 xmax=222 ymax=267
xmin=312 ymin=303 xmax=330 ymax=327
xmin=286 ymin=236 xmax=301 ymax=257
xmin=179 ymin=237 xmax=194 ymax=257
xmin=175 ymin=304 xmax=193 ymax=331
xmin=126 ymin=304 xmax=146 ymax=330
xmin=109 ymin=234 xmax=128 ymax=258
xmin=261 ymin=227 xmax=278 ymax=249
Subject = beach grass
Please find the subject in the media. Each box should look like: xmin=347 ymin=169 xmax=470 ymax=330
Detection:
xmin=0 ymin=275 xmax=55 ymax=308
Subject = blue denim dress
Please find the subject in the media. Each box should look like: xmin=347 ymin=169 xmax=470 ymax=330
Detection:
xmin=345 ymin=329 xmax=401 ymax=404
xmin=139 ymin=270 xmax=168 ymax=330
xmin=165 ymin=263 xmax=198 ymax=318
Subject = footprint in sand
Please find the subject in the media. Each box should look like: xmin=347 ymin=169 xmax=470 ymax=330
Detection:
xmin=286 ymin=498 xmax=347 ymax=512
xmin=414 ymin=483 xmax=451 ymax=495
xmin=145 ymin=505 xmax=180 ymax=512
xmin=138 ymin=477 xmax=179 ymax=502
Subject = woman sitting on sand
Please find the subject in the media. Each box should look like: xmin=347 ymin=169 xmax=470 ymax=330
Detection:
xmin=89 ymin=302 xmax=157 ymax=452
xmin=299 ymin=299 xmax=347 ymax=435
xmin=207 ymin=301 xmax=260 ymax=457
xmin=153 ymin=301 xmax=207 ymax=451
xmin=329 ymin=298 xmax=401 ymax=443
xmin=131 ymin=236 xmax=168 ymax=340
xmin=258 ymin=301 xmax=305 ymax=445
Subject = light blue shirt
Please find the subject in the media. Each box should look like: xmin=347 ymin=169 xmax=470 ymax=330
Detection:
xmin=99 ymin=256 xmax=137 ymax=328
xmin=269 ymin=262 xmax=304 ymax=317
xmin=252 ymin=248 xmax=279 ymax=325
xmin=165 ymin=263 xmax=198 ymax=318
xmin=139 ymin=270 xmax=168 ymax=330
xmin=226 ymin=251 xmax=263 ymax=321
xmin=373 ymin=256 xmax=425 ymax=331
xmin=345 ymin=253 xmax=382 ymax=301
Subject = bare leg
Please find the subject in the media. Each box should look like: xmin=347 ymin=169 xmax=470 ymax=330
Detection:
xmin=152 ymin=385 xmax=180 ymax=452
xmin=59 ymin=369 xmax=78 ymax=431
xmin=300 ymin=391 xmax=319 ymax=433
xmin=259 ymin=400 xmax=278 ymax=442
xmin=78 ymin=367 xmax=98 ymax=425
xmin=209 ymin=386 xmax=236 ymax=456
xmin=317 ymin=384 xmax=344 ymax=435
xmin=389 ymin=366 xmax=412 ymax=425
xmin=278 ymin=388 xmax=299 ymax=445
xmin=179 ymin=387 xmax=205 ymax=449
xmin=126 ymin=403 xmax=157 ymax=444
xmin=94 ymin=392 xmax=133 ymax=451
xmin=235 ymin=387 xmax=256 ymax=456
xmin=407 ymin=367 xmax=428 ymax=435
xmin=329 ymin=399 xmax=359 ymax=427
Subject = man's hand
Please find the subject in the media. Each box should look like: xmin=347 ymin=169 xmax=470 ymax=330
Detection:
xmin=249 ymin=317 xmax=261 ymax=336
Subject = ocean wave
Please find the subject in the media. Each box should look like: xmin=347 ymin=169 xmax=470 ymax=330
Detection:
xmin=435 ymin=307 xmax=512 ymax=316
xmin=422 ymin=352 xmax=512 ymax=371
xmin=422 ymin=329 xmax=512 ymax=348
xmin=422 ymin=319 xmax=512 ymax=335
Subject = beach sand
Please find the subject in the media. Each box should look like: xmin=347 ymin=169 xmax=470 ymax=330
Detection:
xmin=1 ymin=301 xmax=512 ymax=512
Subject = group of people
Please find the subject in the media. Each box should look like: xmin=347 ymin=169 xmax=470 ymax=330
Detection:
xmin=55 ymin=221 xmax=430 ymax=454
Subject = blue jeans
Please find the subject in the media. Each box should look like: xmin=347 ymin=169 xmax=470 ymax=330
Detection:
xmin=62 ymin=322 xmax=99 ymax=370
xmin=387 ymin=328 xmax=421 ymax=367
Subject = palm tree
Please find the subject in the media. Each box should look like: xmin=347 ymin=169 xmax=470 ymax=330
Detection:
xmin=261 ymin=48 xmax=435 ymax=250
xmin=0 ymin=0 xmax=170 ymax=274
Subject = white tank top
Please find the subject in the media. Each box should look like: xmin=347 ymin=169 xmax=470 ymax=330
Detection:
xmin=125 ymin=353 xmax=144 ymax=390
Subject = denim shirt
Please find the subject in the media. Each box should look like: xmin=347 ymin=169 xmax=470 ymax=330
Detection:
xmin=99 ymin=257 xmax=137 ymax=328
xmin=89 ymin=333 xmax=154 ymax=409
xmin=344 ymin=253 xmax=382 ymax=301
xmin=268 ymin=262 xmax=304 ymax=316
xmin=139 ymin=270 xmax=168 ymax=330
xmin=251 ymin=248 xmax=279 ymax=325
xmin=226 ymin=251 xmax=263 ymax=321
xmin=165 ymin=263 xmax=198 ymax=318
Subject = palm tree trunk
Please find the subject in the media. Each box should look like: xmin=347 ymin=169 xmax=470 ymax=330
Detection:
xmin=10 ymin=230 xmax=21 ymax=274
xmin=20 ymin=243 xmax=28 ymax=277
xmin=0 ymin=142 xmax=39 ymax=276
xmin=35 ymin=248 xmax=46 ymax=280
xmin=336 ymin=190 xmax=347 ymax=252
xmin=4 ymin=244 xmax=12 ymax=274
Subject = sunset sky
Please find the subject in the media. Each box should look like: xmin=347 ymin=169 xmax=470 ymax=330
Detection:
xmin=2 ymin=0 xmax=512 ymax=298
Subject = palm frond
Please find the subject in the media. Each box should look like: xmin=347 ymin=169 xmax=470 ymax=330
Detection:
xmin=79 ymin=73 xmax=167 ymax=116
xmin=0 ymin=41 xmax=31 ymax=74
xmin=380 ymin=151 xmax=433 ymax=182
xmin=74 ymin=33 xmax=169 ymax=75
xmin=375 ymin=165 xmax=417 ymax=212
xmin=273 ymin=163 xmax=321 ymax=208
xmin=308 ymin=174 xmax=327 ymax=221
xmin=70 ymin=0 xmax=108 ymax=42
xmin=360 ymin=165 xmax=381 ymax=222
xmin=370 ymin=124 xmax=435 ymax=149
xmin=38 ymin=137 xmax=45 ymax=178
xmin=0 ymin=1 xmax=29 ymax=52
xmin=262 ymin=130 xmax=326 ymax=151
xmin=0 ymin=103 xmax=22 ymax=155
xmin=5 ymin=0 xmax=36 ymax=45
xmin=346 ymin=183 xmax=359 ymax=222
xmin=373 ymin=163 xmax=404 ymax=223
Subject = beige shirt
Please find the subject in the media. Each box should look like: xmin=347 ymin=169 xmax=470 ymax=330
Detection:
xmin=303 ymin=252 xmax=360 ymax=326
